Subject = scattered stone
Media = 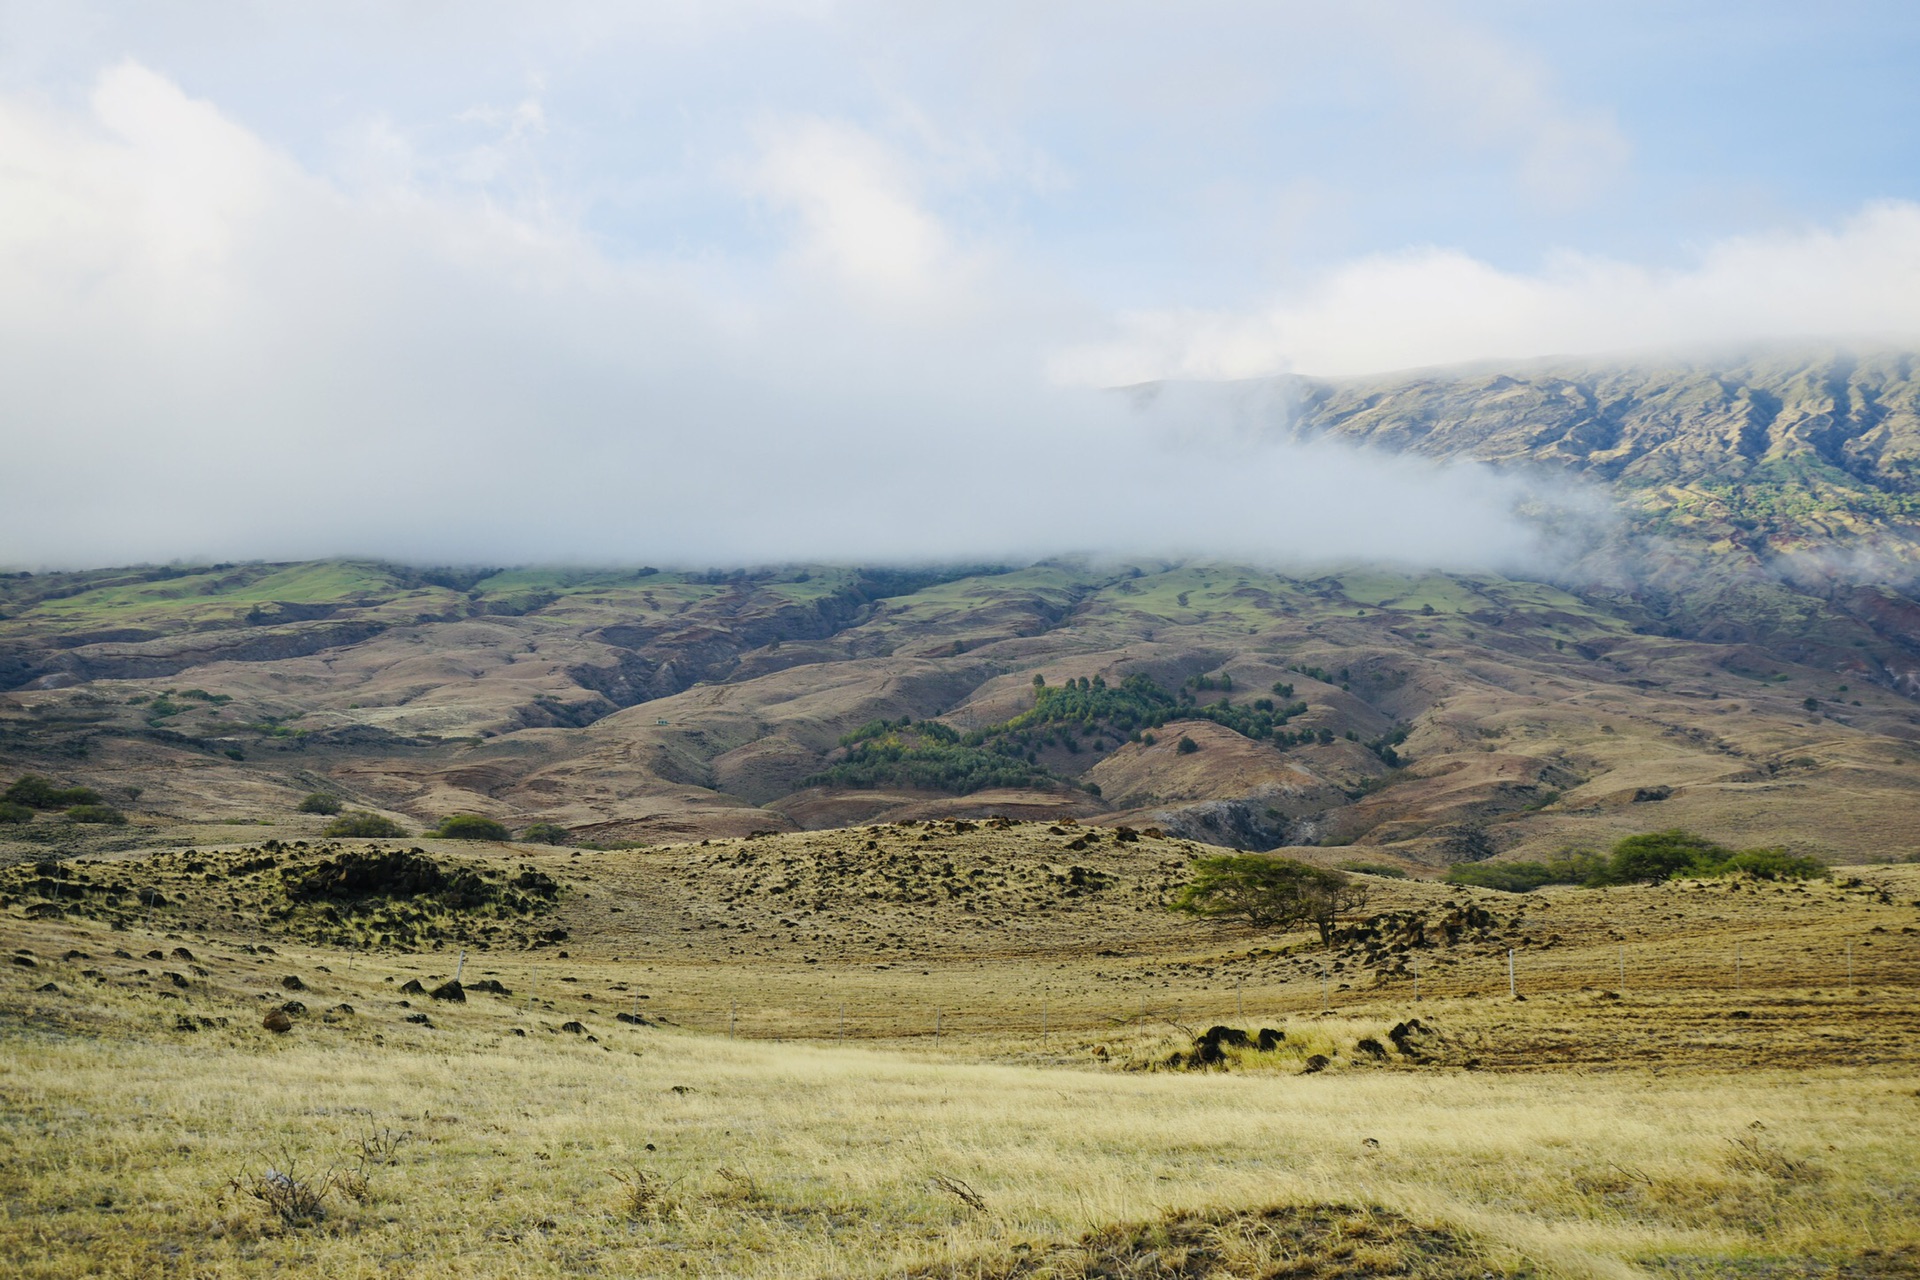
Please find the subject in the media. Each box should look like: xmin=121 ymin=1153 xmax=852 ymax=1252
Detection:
xmin=279 ymin=1001 xmax=307 ymax=1017
xmin=405 ymin=1013 xmax=433 ymax=1026
xmin=24 ymin=903 xmax=65 ymax=920
xmin=36 ymin=982 xmax=60 ymax=994
xmin=429 ymin=980 xmax=466 ymax=1002
xmin=1355 ymin=1038 xmax=1388 ymax=1059
xmin=1302 ymin=1054 xmax=1331 ymax=1074
xmin=169 ymin=947 xmax=196 ymax=961
xmin=174 ymin=1015 xmax=198 ymax=1032
xmin=163 ymin=971 xmax=190 ymax=989
xmin=399 ymin=979 xmax=427 ymax=995
xmin=10 ymin=955 xmax=35 ymax=968
xmin=63 ymin=950 xmax=88 ymax=961
xmin=511 ymin=1027 xmax=526 ymax=1037
xmin=465 ymin=978 xmax=510 ymax=995
xmin=262 ymin=1008 xmax=293 ymax=1033
xmin=1256 ymin=1027 xmax=1284 ymax=1051
xmin=144 ymin=950 xmax=165 ymax=961
xmin=281 ymin=975 xmax=306 ymax=991
xmin=560 ymin=1021 xmax=587 ymax=1034
xmin=615 ymin=1012 xmax=654 ymax=1026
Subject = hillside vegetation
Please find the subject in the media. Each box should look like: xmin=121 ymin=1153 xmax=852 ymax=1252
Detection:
xmin=4 ymin=351 xmax=1920 ymax=867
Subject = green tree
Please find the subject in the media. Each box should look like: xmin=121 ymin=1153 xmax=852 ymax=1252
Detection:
xmin=322 ymin=811 xmax=408 ymax=839
xmin=64 ymin=804 xmax=126 ymax=825
xmin=0 ymin=800 xmax=34 ymax=823
xmin=433 ymin=814 xmax=511 ymax=841
xmin=1602 ymin=829 xmax=1727 ymax=885
xmin=1172 ymin=855 xmax=1369 ymax=942
xmin=520 ymin=822 xmax=571 ymax=845
xmin=297 ymin=792 xmax=343 ymax=815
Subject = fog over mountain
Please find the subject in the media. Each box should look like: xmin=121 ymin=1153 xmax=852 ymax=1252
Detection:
xmin=4 ymin=10 xmax=1920 ymax=570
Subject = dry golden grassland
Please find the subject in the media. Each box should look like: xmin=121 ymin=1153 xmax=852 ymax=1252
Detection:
xmin=2 ymin=827 xmax=1918 ymax=1277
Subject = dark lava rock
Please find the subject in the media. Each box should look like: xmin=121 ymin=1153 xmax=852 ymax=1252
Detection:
xmin=430 ymin=980 xmax=466 ymax=1002
xmin=1302 ymin=1054 xmax=1331 ymax=1074
xmin=164 ymin=971 xmax=190 ymax=988
xmin=615 ymin=1012 xmax=654 ymax=1027
xmin=1355 ymin=1038 xmax=1387 ymax=1059
xmin=279 ymin=1001 xmax=307 ymax=1016
xmin=174 ymin=1015 xmax=199 ymax=1032
xmin=10 ymin=955 xmax=35 ymax=968
xmin=398 ymin=979 xmax=426 ymax=994
xmin=405 ymin=1013 xmax=433 ymax=1026
xmin=560 ymin=1021 xmax=586 ymax=1034
xmin=36 ymin=982 xmax=60 ymax=994
xmin=1256 ymin=1028 xmax=1284 ymax=1051
xmin=169 ymin=947 xmax=196 ymax=961
xmin=281 ymin=975 xmax=306 ymax=991
xmin=465 ymin=978 xmax=510 ymax=995
xmin=262 ymin=1008 xmax=293 ymax=1033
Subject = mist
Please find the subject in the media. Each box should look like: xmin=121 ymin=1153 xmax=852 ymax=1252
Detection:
xmin=0 ymin=63 xmax=1583 ymax=575
xmin=1 ymin=54 xmax=1912 ymax=574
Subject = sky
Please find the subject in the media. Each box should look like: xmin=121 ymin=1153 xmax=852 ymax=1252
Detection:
xmin=4 ymin=1 xmax=1920 ymax=569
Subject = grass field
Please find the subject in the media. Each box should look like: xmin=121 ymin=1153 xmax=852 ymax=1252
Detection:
xmin=2 ymin=829 xmax=1918 ymax=1277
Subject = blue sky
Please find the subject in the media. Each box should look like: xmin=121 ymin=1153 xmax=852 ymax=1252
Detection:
xmin=3 ymin=2 xmax=1919 ymax=564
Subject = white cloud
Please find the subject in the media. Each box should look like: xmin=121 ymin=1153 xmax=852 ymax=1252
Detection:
xmin=1057 ymin=200 xmax=1920 ymax=382
xmin=749 ymin=116 xmax=960 ymax=299
xmin=0 ymin=63 xmax=1564 ymax=574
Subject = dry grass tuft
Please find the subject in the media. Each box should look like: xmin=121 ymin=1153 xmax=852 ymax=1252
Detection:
xmin=904 ymin=1203 xmax=1504 ymax=1279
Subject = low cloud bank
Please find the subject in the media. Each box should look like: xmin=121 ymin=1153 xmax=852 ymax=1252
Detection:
xmin=0 ymin=65 xmax=1575 ymax=574
xmin=1058 ymin=202 xmax=1920 ymax=382
xmin=5 ymin=64 xmax=1909 ymax=575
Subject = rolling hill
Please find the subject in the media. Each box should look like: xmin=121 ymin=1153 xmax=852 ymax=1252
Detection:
xmin=4 ymin=350 xmax=1920 ymax=868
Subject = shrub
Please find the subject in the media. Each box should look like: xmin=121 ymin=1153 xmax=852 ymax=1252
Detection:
xmin=65 ymin=804 xmax=127 ymax=825
xmin=4 ymin=775 xmax=101 ymax=809
xmin=1176 ymin=736 xmax=1200 ymax=754
xmin=322 ymin=812 xmax=408 ymax=839
xmin=520 ymin=822 xmax=570 ymax=845
xmin=1338 ymin=861 xmax=1408 ymax=879
xmin=433 ymin=814 xmax=510 ymax=841
xmin=1707 ymin=846 xmax=1827 ymax=881
xmin=297 ymin=793 xmax=344 ymax=815
xmin=0 ymin=800 xmax=33 ymax=824
xmin=1446 ymin=851 xmax=1604 ymax=893
xmin=1580 ymin=830 xmax=1826 ymax=886
xmin=1597 ymin=829 xmax=1729 ymax=885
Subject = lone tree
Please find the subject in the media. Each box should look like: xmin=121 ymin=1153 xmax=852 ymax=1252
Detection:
xmin=1172 ymin=854 xmax=1369 ymax=942
xmin=1603 ymin=829 xmax=1727 ymax=885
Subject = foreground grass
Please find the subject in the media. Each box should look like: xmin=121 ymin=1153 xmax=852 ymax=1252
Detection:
xmin=2 ymin=1007 xmax=1916 ymax=1279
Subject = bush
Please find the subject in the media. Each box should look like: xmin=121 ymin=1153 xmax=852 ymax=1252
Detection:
xmin=297 ymin=793 xmax=344 ymax=815
xmin=1176 ymin=736 xmax=1200 ymax=754
xmin=432 ymin=814 xmax=511 ymax=841
xmin=1706 ymin=846 xmax=1827 ymax=881
xmin=0 ymin=800 xmax=33 ymax=824
xmin=1446 ymin=851 xmax=1604 ymax=893
xmin=322 ymin=812 xmax=409 ymax=839
xmin=1578 ymin=831 xmax=1826 ymax=887
xmin=1338 ymin=861 xmax=1408 ymax=879
xmin=64 ymin=804 xmax=126 ymax=825
xmin=520 ymin=822 xmax=571 ymax=845
xmin=4 ymin=775 xmax=101 ymax=809
xmin=1597 ymin=829 xmax=1729 ymax=885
